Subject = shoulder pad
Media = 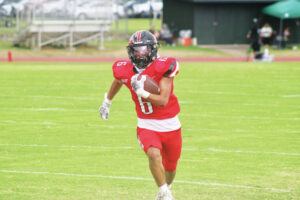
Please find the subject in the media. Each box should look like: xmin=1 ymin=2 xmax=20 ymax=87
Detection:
xmin=156 ymin=57 xmax=179 ymax=78
xmin=112 ymin=60 xmax=132 ymax=80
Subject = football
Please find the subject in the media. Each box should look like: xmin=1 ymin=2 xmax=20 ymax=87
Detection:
xmin=138 ymin=75 xmax=160 ymax=95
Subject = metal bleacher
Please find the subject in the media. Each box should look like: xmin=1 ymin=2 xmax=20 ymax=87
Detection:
xmin=14 ymin=0 xmax=114 ymax=50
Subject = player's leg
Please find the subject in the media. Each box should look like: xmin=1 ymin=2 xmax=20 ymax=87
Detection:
xmin=137 ymin=128 xmax=177 ymax=199
xmin=147 ymin=147 xmax=166 ymax=186
xmin=161 ymin=128 xmax=182 ymax=186
xmin=137 ymin=128 xmax=174 ymax=200
xmin=137 ymin=128 xmax=166 ymax=186
xmin=165 ymin=171 xmax=176 ymax=186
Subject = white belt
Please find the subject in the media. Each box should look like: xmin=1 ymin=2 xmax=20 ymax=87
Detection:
xmin=137 ymin=115 xmax=181 ymax=132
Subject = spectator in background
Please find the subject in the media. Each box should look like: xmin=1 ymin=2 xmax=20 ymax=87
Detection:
xmin=246 ymin=18 xmax=261 ymax=60
xmin=260 ymin=23 xmax=273 ymax=46
xmin=149 ymin=26 xmax=160 ymax=40
xmin=159 ymin=23 xmax=174 ymax=45
xmin=283 ymin=27 xmax=291 ymax=49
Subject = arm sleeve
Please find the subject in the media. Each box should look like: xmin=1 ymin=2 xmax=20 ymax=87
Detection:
xmin=163 ymin=58 xmax=179 ymax=78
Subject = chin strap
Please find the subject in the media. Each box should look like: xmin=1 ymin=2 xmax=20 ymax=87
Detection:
xmin=133 ymin=66 xmax=145 ymax=74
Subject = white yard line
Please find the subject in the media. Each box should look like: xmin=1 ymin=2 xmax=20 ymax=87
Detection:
xmin=183 ymin=127 xmax=300 ymax=134
xmin=0 ymin=108 xmax=94 ymax=112
xmin=0 ymin=143 xmax=133 ymax=150
xmin=0 ymin=143 xmax=299 ymax=157
xmin=180 ymin=158 xmax=203 ymax=162
xmin=1 ymin=92 xmax=299 ymax=102
xmin=181 ymin=113 xmax=300 ymax=121
xmin=3 ymin=108 xmax=299 ymax=121
xmin=0 ymin=120 xmax=58 ymax=126
xmin=205 ymin=148 xmax=300 ymax=157
xmin=282 ymin=94 xmax=300 ymax=98
xmin=1 ymin=95 xmax=300 ymax=109
xmin=0 ymin=120 xmax=133 ymax=129
xmin=181 ymin=101 xmax=300 ymax=109
xmin=0 ymin=95 xmax=97 ymax=100
xmin=181 ymin=91 xmax=279 ymax=98
xmin=0 ymin=169 xmax=290 ymax=193
xmin=183 ymin=148 xmax=300 ymax=157
xmin=1 ymin=120 xmax=298 ymax=134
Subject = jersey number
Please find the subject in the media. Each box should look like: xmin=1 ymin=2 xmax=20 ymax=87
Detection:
xmin=138 ymin=97 xmax=153 ymax=114
xmin=116 ymin=61 xmax=127 ymax=67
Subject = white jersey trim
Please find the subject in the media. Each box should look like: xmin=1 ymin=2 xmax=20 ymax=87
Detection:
xmin=137 ymin=115 xmax=181 ymax=132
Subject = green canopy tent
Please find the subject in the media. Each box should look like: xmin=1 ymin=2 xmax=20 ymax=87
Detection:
xmin=263 ymin=0 xmax=300 ymax=47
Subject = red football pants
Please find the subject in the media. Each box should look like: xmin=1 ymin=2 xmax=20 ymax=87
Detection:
xmin=137 ymin=127 xmax=182 ymax=171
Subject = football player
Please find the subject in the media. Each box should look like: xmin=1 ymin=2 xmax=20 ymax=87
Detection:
xmin=99 ymin=30 xmax=181 ymax=200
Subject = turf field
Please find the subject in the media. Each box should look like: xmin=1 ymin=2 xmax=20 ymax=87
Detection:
xmin=0 ymin=62 xmax=299 ymax=200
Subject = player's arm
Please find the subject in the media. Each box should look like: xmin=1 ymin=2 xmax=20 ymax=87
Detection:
xmin=146 ymin=77 xmax=172 ymax=106
xmin=131 ymin=75 xmax=173 ymax=107
xmin=99 ymin=78 xmax=123 ymax=120
xmin=131 ymin=59 xmax=178 ymax=107
xmin=107 ymin=78 xmax=123 ymax=100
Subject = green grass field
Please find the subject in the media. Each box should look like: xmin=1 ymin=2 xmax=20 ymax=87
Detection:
xmin=0 ymin=62 xmax=299 ymax=200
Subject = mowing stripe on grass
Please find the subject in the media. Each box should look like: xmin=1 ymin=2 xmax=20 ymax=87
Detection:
xmin=0 ymin=169 xmax=291 ymax=193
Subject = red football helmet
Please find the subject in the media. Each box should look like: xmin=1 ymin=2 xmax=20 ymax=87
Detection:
xmin=127 ymin=30 xmax=159 ymax=69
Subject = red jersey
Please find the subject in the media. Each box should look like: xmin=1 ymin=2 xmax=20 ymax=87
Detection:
xmin=112 ymin=57 xmax=180 ymax=120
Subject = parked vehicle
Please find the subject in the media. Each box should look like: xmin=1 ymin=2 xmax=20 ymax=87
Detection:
xmin=0 ymin=7 xmax=8 ymax=17
xmin=113 ymin=2 xmax=125 ymax=19
xmin=9 ymin=0 xmax=28 ymax=11
xmin=124 ymin=0 xmax=162 ymax=18
xmin=35 ymin=0 xmax=69 ymax=19
xmin=2 ymin=0 xmax=125 ymax=20
xmin=75 ymin=1 xmax=115 ymax=20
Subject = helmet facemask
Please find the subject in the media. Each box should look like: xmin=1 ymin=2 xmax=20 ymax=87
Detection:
xmin=127 ymin=44 xmax=157 ymax=69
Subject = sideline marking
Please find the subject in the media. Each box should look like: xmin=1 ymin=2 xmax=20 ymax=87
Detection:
xmin=1 ymin=56 xmax=300 ymax=62
xmin=0 ymin=169 xmax=290 ymax=193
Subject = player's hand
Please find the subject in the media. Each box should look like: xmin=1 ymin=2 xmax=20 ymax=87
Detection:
xmin=99 ymin=93 xmax=112 ymax=120
xmin=131 ymin=74 xmax=150 ymax=98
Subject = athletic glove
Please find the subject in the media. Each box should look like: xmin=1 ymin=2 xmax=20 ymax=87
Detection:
xmin=131 ymin=74 xmax=150 ymax=99
xmin=99 ymin=93 xmax=112 ymax=120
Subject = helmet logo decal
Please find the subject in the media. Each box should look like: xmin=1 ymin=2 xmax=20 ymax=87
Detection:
xmin=136 ymin=31 xmax=142 ymax=42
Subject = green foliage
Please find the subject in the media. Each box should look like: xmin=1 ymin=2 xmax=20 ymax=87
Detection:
xmin=0 ymin=62 xmax=299 ymax=200
xmin=112 ymin=18 xmax=162 ymax=34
